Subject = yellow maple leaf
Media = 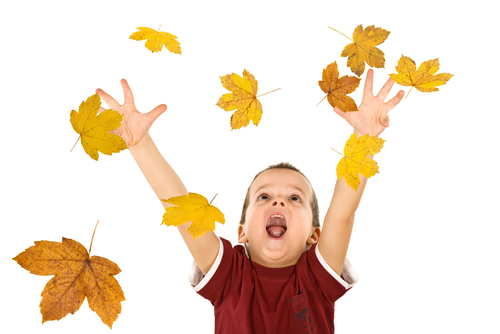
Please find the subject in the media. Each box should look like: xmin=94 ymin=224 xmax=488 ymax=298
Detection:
xmin=70 ymin=93 xmax=127 ymax=161
xmin=389 ymin=55 xmax=453 ymax=95
xmin=318 ymin=61 xmax=361 ymax=111
xmin=331 ymin=25 xmax=390 ymax=77
xmin=217 ymin=69 xmax=277 ymax=130
xmin=161 ymin=192 xmax=225 ymax=239
xmin=129 ymin=26 xmax=181 ymax=54
xmin=335 ymin=133 xmax=385 ymax=190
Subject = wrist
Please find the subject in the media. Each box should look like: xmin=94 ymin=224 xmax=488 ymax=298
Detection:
xmin=354 ymin=130 xmax=371 ymax=138
xmin=128 ymin=133 xmax=154 ymax=153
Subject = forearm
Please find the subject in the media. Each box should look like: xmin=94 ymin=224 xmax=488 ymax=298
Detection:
xmin=129 ymin=134 xmax=188 ymax=207
xmin=326 ymin=164 xmax=370 ymax=222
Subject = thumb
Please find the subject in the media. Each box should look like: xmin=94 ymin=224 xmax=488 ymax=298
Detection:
xmin=333 ymin=106 xmax=346 ymax=119
xmin=146 ymin=104 xmax=167 ymax=124
xmin=381 ymin=114 xmax=390 ymax=127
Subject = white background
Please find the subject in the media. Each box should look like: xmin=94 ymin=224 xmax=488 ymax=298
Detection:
xmin=1 ymin=0 xmax=498 ymax=333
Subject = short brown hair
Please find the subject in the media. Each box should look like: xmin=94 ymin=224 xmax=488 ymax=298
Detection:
xmin=239 ymin=162 xmax=320 ymax=228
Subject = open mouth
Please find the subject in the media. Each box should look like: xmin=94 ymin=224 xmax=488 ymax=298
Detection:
xmin=266 ymin=214 xmax=287 ymax=238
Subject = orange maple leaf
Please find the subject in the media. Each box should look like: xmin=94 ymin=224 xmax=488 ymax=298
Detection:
xmin=318 ymin=61 xmax=361 ymax=112
xmin=13 ymin=236 xmax=125 ymax=328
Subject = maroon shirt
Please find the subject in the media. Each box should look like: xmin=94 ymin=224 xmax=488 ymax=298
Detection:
xmin=191 ymin=237 xmax=357 ymax=333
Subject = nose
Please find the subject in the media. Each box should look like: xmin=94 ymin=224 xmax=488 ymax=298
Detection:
xmin=272 ymin=199 xmax=285 ymax=207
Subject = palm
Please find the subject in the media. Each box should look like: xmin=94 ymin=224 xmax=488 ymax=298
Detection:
xmin=334 ymin=69 xmax=404 ymax=137
xmin=96 ymin=79 xmax=166 ymax=147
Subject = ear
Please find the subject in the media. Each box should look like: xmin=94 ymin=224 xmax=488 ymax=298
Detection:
xmin=238 ymin=225 xmax=248 ymax=243
xmin=307 ymin=227 xmax=321 ymax=245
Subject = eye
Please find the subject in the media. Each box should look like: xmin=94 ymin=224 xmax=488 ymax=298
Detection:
xmin=290 ymin=195 xmax=301 ymax=202
xmin=257 ymin=194 xmax=269 ymax=200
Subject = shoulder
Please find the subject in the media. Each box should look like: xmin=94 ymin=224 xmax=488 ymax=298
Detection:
xmin=298 ymin=243 xmax=358 ymax=290
xmin=189 ymin=237 xmax=249 ymax=291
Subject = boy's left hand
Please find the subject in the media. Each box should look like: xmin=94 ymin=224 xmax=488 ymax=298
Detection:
xmin=334 ymin=69 xmax=404 ymax=137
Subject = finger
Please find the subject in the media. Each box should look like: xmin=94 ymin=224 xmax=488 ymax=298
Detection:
xmin=96 ymin=88 xmax=121 ymax=110
xmin=121 ymin=79 xmax=135 ymax=105
xmin=385 ymin=90 xmax=405 ymax=111
xmin=146 ymin=104 xmax=167 ymax=124
xmin=97 ymin=106 xmax=106 ymax=115
xmin=377 ymin=76 xmax=396 ymax=101
xmin=333 ymin=106 xmax=347 ymax=119
xmin=363 ymin=69 xmax=374 ymax=97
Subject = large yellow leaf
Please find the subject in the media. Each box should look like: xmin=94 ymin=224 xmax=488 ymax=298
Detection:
xmin=161 ymin=192 xmax=225 ymax=239
xmin=216 ymin=69 xmax=263 ymax=130
xmin=336 ymin=133 xmax=385 ymax=190
xmin=129 ymin=27 xmax=181 ymax=54
xmin=389 ymin=55 xmax=453 ymax=94
xmin=70 ymin=94 xmax=127 ymax=161
xmin=13 ymin=237 xmax=125 ymax=328
xmin=337 ymin=25 xmax=390 ymax=77
xmin=318 ymin=61 xmax=361 ymax=112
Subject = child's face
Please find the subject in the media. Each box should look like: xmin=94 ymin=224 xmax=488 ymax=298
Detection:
xmin=238 ymin=168 xmax=321 ymax=268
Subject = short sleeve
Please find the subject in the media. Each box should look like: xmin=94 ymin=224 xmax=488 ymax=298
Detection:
xmin=188 ymin=237 xmax=224 ymax=290
xmin=295 ymin=243 xmax=358 ymax=304
xmin=315 ymin=245 xmax=358 ymax=289
xmin=188 ymin=237 xmax=247 ymax=307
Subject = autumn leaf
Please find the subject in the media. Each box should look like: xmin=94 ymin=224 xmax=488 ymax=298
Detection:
xmin=161 ymin=192 xmax=225 ymax=239
xmin=330 ymin=25 xmax=390 ymax=77
xmin=318 ymin=61 xmax=361 ymax=112
xmin=334 ymin=133 xmax=385 ymax=190
xmin=216 ymin=69 xmax=280 ymax=130
xmin=389 ymin=55 xmax=453 ymax=96
xmin=70 ymin=93 xmax=127 ymax=161
xmin=13 ymin=236 xmax=125 ymax=328
xmin=129 ymin=26 xmax=181 ymax=54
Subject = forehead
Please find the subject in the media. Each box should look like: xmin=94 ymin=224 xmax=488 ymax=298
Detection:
xmin=250 ymin=168 xmax=313 ymax=197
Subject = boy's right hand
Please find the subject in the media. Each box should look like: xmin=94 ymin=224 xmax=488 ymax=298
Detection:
xmin=96 ymin=79 xmax=167 ymax=147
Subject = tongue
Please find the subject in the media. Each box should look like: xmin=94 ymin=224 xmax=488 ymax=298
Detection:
xmin=267 ymin=226 xmax=286 ymax=238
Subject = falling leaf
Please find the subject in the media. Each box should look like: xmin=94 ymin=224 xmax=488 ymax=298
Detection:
xmin=13 ymin=238 xmax=125 ymax=328
xmin=389 ymin=55 xmax=453 ymax=95
xmin=331 ymin=25 xmax=390 ymax=77
xmin=318 ymin=61 xmax=361 ymax=112
xmin=334 ymin=133 xmax=385 ymax=190
xmin=161 ymin=192 xmax=225 ymax=239
xmin=70 ymin=93 xmax=127 ymax=161
xmin=129 ymin=26 xmax=181 ymax=54
xmin=216 ymin=69 xmax=279 ymax=130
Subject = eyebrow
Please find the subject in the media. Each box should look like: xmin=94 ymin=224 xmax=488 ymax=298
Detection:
xmin=253 ymin=183 xmax=307 ymax=197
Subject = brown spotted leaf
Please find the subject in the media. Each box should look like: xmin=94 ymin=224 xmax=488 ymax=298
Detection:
xmin=13 ymin=238 xmax=125 ymax=328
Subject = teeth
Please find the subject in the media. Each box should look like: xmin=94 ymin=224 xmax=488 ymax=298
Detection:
xmin=267 ymin=214 xmax=284 ymax=223
xmin=266 ymin=214 xmax=287 ymax=229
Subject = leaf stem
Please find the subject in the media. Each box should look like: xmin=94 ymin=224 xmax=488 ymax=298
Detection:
xmin=316 ymin=95 xmax=327 ymax=107
xmin=209 ymin=193 xmax=218 ymax=205
xmin=330 ymin=147 xmax=344 ymax=156
xmin=256 ymin=88 xmax=281 ymax=98
xmin=406 ymin=86 xmax=413 ymax=98
xmin=89 ymin=220 xmax=100 ymax=256
xmin=70 ymin=135 xmax=81 ymax=152
xmin=328 ymin=27 xmax=353 ymax=42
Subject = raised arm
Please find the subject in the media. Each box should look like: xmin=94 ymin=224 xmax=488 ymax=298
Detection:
xmin=318 ymin=69 xmax=404 ymax=276
xmin=96 ymin=79 xmax=220 ymax=275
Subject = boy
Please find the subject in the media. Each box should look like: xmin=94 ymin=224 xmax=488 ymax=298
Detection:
xmin=96 ymin=69 xmax=404 ymax=333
